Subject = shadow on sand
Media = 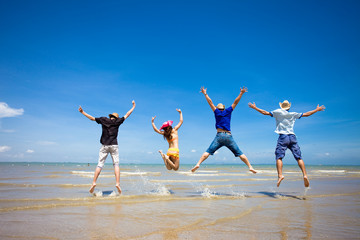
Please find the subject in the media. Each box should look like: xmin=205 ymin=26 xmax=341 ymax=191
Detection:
xmin=258 ymin=191 xmax=305 ymax=200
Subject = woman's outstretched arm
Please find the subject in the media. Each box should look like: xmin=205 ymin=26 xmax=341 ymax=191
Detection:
xmin=151 ymin=116 xmax=163 ymax=134
xmin=174 ymin=109 xmax=183 ymax=130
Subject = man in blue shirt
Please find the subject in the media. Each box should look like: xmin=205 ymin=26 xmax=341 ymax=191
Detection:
xmin=191 ymin=87 xmax=257 ymax=174
xmin=248 ymin=100 xmax=325 ymax=187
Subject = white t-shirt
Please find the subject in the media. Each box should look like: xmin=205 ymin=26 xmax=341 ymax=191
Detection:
xmin=270 ymin=109 xmax=303 ymax=135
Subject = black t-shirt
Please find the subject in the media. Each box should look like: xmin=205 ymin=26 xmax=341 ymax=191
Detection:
xmin=95 ymin=117 xmax=125 ymax=145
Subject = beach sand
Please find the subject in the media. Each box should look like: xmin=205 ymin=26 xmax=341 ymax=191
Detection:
xmin=0 ymin=163 xmax=359 ymax=239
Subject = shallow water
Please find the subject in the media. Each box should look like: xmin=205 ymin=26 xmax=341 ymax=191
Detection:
xmin=0 ymin=163 xmax=359 ymax=239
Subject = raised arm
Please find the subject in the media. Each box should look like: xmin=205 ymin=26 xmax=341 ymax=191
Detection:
xmin=151 ymin=116 xmax=163 ymax=135
xmin=248 ymin=102 xmax=271 ymax=116
xmin=302 ymin=104 xmax=325 ymax=117
xmin=231 ymin=87 xmax=247 ymax=110
xmin=78 ymin=106 xmax=96 ymax=121
xmin=173 ymin=109 xmax=183 ymax=131
xmin=124 ymin=100 xmax=136 ymax=119
xmin=200 ymin=86 xmax=216 ymax=111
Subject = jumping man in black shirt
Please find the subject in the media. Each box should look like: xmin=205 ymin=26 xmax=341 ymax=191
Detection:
xmin=79 ymin=100 xmax=136 ymax=194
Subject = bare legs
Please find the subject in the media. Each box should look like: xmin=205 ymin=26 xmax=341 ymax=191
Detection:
xmin=114 ymin=165 xmax=122 ymax=194
xmin=191 ymin=152 xmax=210 ymax=172
xmin=89 ymin=166 xmax=101 ymax=193
xmin=276 ymin=158 xmax=309 ymax=187
xmin=298 ymin=159 xmax=309 ymax=187
xmin=191 ymin=152 xmax=257 ymax=173
xmin=89 ymin=165 xmax=122 ymax=194
xmin=91 ymin=146 xmax=122 ymax=194
xmin=276 ymin=159 xmax=285 ymax=187
xmin=159 ymin=150 xmax=179 ymax=171
xmin=239 ymin=154 xmax=257 ymax=173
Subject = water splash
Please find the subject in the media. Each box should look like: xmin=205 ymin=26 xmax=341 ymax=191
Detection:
xmin=269 ymin=187 xmax=284 ymax=199
xmin=93 ymin=191 xmax=103 ymax=197
xmin=92 ymin=190 xmax=119 ymax=198
xmin=229 ymin=189 xmax=248 ymax=198
xmin=135 ymin=168 xmax=171 ymax=196
xmin=200 ymin=186 xmax=217 ymax=198
xmin=302 ymin=187 xmax=311 ymax=200
xmin=192 ymin=183 xmax=217 ymax=198
xmin=151 ymin=185 xmax=171 ymax=196
xmin=108 ymin=191 xmax=118 ymax=197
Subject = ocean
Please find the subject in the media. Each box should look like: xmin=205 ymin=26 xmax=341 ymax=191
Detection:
xmin=0 ymin=162 xmax=359 ymax=239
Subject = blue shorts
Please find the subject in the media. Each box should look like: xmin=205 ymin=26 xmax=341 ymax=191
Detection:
xmin=206 ymin=132 xmax=243 ymax=157
xmin=275 ymin=134 xmax=302 ymax=160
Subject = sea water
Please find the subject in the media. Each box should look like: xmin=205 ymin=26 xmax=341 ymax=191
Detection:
xmin=0 ymin=162 xmax=359 ymax=239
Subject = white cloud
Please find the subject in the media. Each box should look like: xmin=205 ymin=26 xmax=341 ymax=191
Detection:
xmin=191 ymin=149 xmax=196 ymax=153
xmin=0 ymin=146 xmax=11 ymax=152
xmin=26 ymin=149 xmax=35 ymax=153
xmin=0 ymin=129 xmax=16 ymax=133
xmin=0 ymin=102 xmax=24 ymax=118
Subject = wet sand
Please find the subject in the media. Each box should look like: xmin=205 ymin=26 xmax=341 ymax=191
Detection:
xmin=0 ymin=163 xmax=359 ymax=239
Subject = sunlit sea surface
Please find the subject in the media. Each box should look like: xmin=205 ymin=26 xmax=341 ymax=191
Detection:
xmin=1 ymin=162 xmax=359 ymax=239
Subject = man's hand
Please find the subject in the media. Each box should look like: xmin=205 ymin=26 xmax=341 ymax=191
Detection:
xmin=247 ymin=102 xmax=271 ymax=116
xmin=303 ymin=104 xmax=326 ymax=117
xmin=248 ymin=102 xmax=256 ymax=109
xmin=240 ymin=86 xmax=248 ymax=94
xmin=132 ymin=100 xmax=136 ymax=106
xmin=176 ymin=109 xmax=182 ymax=113
xmin=316 ymin=104 xmax=326 ymax=112
xmin=151 ymin=116 xmax=156 ymax=122
xmin=200 ymin=86 xmax=207 ymax=95
xmin=78 ymin=106 xmax=95 ymax=121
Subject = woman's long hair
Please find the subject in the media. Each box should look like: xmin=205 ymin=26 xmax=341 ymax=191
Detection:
xmin=163 ymin=126 xmax=173 ymax=141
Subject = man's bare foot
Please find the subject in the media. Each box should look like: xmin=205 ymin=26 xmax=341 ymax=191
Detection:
xmin=303 ymin=176 xmax=310 ymax=187
xmin=191 ymin=165 xmax=199 ymax=172
xmin=277 ymin=176 xmax=285 ymax=187
xmin=249 ymin=168 xmax=257 ymax=174
xmin=89 ymin=183 xmax=96 ymax=193
xmin=116 ymin=185 xmax=122 ymax=194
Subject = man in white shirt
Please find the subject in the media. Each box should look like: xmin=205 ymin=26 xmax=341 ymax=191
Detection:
xmin=248 ymin=100 xmax=325 ymax=187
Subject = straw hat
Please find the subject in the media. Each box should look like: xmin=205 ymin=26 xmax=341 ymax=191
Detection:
xmin=109 ymin=113 xmax=119 ymax=118
xmin=279 ymin=100 xmax=291 ymax=110
xmin=216 ymin=103 xmax=225 ymax=110
xmin=160 ymin=120 xmax=173 ymax=130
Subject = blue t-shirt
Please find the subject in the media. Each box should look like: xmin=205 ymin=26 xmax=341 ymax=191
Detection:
xmin=214 ymin=106 xmax=233 ymax=131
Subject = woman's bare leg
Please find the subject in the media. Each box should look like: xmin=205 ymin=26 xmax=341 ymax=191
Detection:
xmin=159 ymin=150 xmax=172 ymax=170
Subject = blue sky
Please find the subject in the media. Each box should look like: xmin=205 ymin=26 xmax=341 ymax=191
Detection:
xmin=0 ymin=0 xmax=359 ymax=165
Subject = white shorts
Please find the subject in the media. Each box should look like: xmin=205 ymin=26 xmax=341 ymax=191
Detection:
xmin=97 ymin=145 xmax=119 ymax=168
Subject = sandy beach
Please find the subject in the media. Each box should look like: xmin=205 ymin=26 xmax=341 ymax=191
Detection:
xmin=0 ymin=162 xmax=359 ymax=239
